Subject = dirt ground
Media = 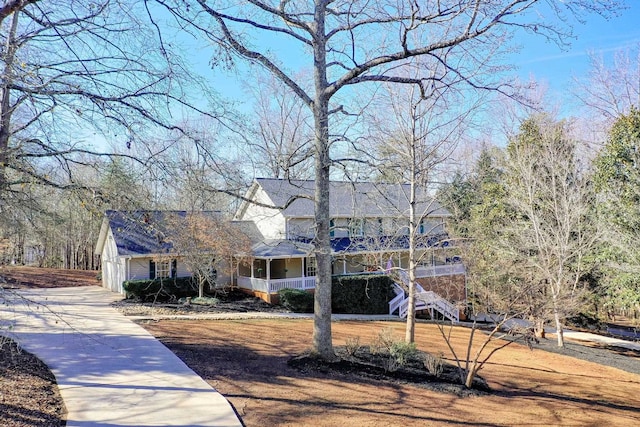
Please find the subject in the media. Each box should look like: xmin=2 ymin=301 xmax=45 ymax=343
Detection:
xmin=1 ymin=266 xmax=99 ymax=289
xmin=143 ymin=319 xmax=640 ymax=427
xmin=2 ymin=266 xmax=640 ymax=426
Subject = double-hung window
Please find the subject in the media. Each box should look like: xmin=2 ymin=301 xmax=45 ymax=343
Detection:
xmin=305 ymin=257 xmax=317 ymax=277
xmin=349 ymin=218 xmax=364 ymax=237
xmin=150 ymin=259 xmax=176 ymax=279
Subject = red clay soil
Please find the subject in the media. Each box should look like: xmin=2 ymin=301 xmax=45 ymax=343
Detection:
xmin=2 ymin=267 xmax=640 ymax=426
xmin=143 ymin=319 xmax=640 ymax=427
xmin=0 ymin=266 xmax=99 ymax=289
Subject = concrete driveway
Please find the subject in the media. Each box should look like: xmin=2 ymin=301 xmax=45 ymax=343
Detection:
xmin=0 ymin=286 xmax=242 ymax=427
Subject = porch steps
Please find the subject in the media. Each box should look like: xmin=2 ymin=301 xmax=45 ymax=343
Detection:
xmin=389 ymin=270 xmax=459 ymax=323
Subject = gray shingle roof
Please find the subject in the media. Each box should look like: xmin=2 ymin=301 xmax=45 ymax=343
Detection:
xmin=104 ymin=210 xmax=184 ymax=256
xmin=103 ymin=211 xmax=262 ymax=257
xmin=256 ymin=178 xmax=450 ymax=218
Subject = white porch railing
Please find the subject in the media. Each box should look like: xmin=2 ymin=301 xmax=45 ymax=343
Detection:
xmin=237 ymin=275 xmax=316 ymax=294
xmin=415 ymin=263 xmax=465 ymax=278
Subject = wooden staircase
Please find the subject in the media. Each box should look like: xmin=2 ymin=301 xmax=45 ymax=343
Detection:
xmin=388 ymin=270 xmax=459 ymax=323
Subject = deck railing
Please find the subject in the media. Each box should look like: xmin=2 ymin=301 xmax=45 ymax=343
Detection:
xmin=237 ymin=275 xmax=316 ymax=294
xmin=415 ymin=263 xmax=465 ymax=278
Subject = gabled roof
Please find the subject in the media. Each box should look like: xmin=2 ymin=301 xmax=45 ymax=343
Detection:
xmin=240 ymin=178 xmax=450 ymax=218
xmin=95 ymin=211 xmax=263 ymax=257
xmin=95 ymin=211 xmax=186 ymax=257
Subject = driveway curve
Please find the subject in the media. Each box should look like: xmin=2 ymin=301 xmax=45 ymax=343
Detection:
xmin=0 ymin=286 xmax=242 ymax=427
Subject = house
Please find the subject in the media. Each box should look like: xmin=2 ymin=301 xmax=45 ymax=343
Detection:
xmin=95 ymin=211 xmax=189 ymax=293
xmin=94 ymin=211 xmax=257 ymax=294
xmin=233 ymin=178 xmax=466 ymax=319
xmin=96 ymin=179 xmax=466 ymax=320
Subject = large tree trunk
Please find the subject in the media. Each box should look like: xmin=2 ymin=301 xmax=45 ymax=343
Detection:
xmin=0 ymin=10 xmax=19 ymax=192
xmin=311 ymin=3 xmax=335 ymax=360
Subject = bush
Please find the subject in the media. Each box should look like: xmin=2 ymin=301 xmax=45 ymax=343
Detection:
xmin=123 ymin=277 xmax=198 ymax=302
xmin=331 ymin=275 xmax=395 ymax=314
xmin=278 ymin=288 xmax=314 ymax=312
xmin=371 ymin=327 xmax=418 ymax=372
xmin=344 ymin=336 xmax=361 ymax=356
xmin=424 ymin=352 xmax=445 ymax=377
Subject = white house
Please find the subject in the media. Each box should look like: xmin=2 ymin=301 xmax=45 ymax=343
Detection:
xmin=233 ymin=179 xmax=466 ymax=319
xmin=96 ymin=179 xmax=466 ymax=320
xmin=94 ymin=211 xmax=194 ymax=293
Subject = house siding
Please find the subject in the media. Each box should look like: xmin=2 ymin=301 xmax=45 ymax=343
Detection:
xmin=239 ymin=187 xmax=287 ymax=239
xmin=416 ymin=274 xmax=466 ymax=302
xmin=100 ymin=229 xmax=125 ymax=293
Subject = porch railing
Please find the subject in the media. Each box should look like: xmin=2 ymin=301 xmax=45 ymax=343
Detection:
xmin=237 ymin=262 xmax=464 ymax=296
xmin=415 ymin=263 xmax=465 ymax=278
xmin=237 ymin=275 xmax=316 ymax=294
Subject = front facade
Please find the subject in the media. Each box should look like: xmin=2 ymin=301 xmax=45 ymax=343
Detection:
xmin=95 ymin=211 xmax=198 ymax=294
xmin=96 ymin=180 xmax=466 ymax=319
xmin=234 ymin=179 xmax=466 ymax=314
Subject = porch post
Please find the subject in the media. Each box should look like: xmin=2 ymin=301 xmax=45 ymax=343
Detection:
xmin=251 ymin=261 xmax=254 ymax=278
xmin=342 ymin=257 xmax=346 ymax=275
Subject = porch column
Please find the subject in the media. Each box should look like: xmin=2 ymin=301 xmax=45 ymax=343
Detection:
xmin=267 ymin=259 xmax=271 ymax=280
xmin=342 ymin=258 xmax=347 ymax=275
xmin=251 ymin=261 xmax=254 ymax=278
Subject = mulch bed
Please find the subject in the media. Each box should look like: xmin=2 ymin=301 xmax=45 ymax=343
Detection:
xmin=0 ymin=338 xmax=66 ymax=426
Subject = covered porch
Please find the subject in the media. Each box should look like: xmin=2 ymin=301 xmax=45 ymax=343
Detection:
xmin=235 ymin=239 xmax=465 ymax=303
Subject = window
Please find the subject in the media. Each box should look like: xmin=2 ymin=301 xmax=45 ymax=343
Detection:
xmin=305 ymin=257 xmax=317 ymax=277
xmin=150 ymin=259 xmax=176 ymax=279
xmin=349 ymin=218 xmax=364 ymax=237
xmin=329 ymin=219 xmax=335 ymax=238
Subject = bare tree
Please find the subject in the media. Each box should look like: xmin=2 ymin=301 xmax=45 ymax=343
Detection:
xmin=364 ymin=80 xmax=480 ymax=343
xmin=0 ymin=1 xmax=225 ymax=211
xmin=573 ymin=46 xmax=640 ymax=124
xmin=165 ymin=212 xmax=251 ymax=298
xmin=245 ymin=73 xmax=314 ymax=179
xmin=504 ymin=114 xmax=597 ymax=347
xmin=155 ymin=0 xmax=622 ymax=359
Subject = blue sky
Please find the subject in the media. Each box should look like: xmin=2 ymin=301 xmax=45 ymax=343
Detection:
xmin=510 ymin=3 xmax=640 ymax=100
xmin=199 ymin=3 xmax=640 ymax=114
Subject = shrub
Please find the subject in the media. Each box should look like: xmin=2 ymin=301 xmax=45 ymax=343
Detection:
xmin=123 ymin=277 xmax=198 ymax=302
xmin=424 ymin=352 xmax=445 ymax=377
xmin=331 ymin=275 xmax=395 ymax=314
xmin=344 ymin=336 xmax=361 ymax=356
xmin=371 ymin=327 xmax=418 ymax=371
xmin=389 ymin=341 xmax=417 ymax=367
xmin=278 ymin=288 xmax=314 ymax=313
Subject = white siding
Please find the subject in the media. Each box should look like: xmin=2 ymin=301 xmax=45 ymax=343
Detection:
xmin=129 ymin=258 xmax=151 ymax=281
xmin=100 ymin=228 xmax=126 ymax=293
xmin=237 ymin=187 xmax=287 ymax=239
